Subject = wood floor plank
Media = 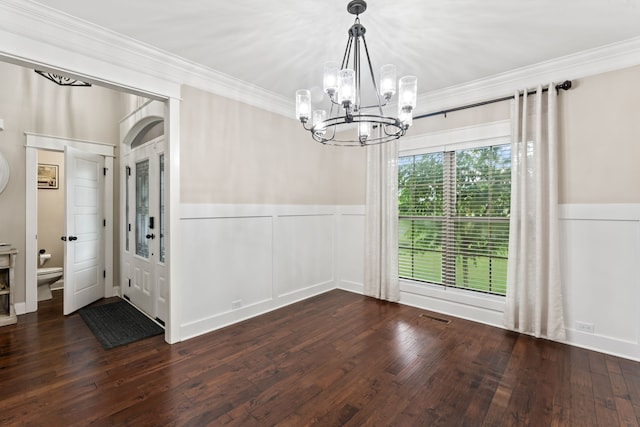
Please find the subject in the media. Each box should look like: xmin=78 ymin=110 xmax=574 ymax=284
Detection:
xmin=591 ymin=372 xmax=622 ymax=426
xmin=569 ymin=348 xmax=599 ymax=427
xmin=0 ymin=289 xmax=638 ymax=425
xmin=613 ymin=397 xmax=640 ymax=427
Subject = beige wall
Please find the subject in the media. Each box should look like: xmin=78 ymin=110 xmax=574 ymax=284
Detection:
xmin=407 ymin=64 xmax=640 ymax=204
xmin=0 ymin=61 xmax=132 ymax=304
xmin=181 ymin=63 xmax=640 ymax=207
xmin=37 ymin=150 xmax=64 ymax=268
xmin=558 ymin=65 xmax=640 ymax=204
xmin=180 ymin=85 xmax=366 ymax=205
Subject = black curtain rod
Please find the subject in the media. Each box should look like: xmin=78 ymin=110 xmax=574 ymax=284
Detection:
xmin=414 ymin=80 xmax=573 ymax=121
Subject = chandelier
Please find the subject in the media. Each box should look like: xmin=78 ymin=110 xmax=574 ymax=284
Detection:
xmin=295 ymin=0 xmax=417 ymax=146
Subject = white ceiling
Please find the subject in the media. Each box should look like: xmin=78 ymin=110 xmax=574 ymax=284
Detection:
xmin=37 ymin=0 xmax=640 ymax=101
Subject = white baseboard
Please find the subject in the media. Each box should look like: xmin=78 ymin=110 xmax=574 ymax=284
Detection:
xmin=338 ymin=280 xmax=364 ymax=294
xmin=14 ymin=302 xmax=26 ymax=315
xmin=564 ymin=329 xmax=640 ymax=362
xmin=180 ymin=281 xmax=335 ymax=340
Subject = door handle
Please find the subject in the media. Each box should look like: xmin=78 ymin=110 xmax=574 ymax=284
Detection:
xmin=61 ymin=236 xmax=67 ymax=241
xmin=68 ymin=236 xmax=78 ymax=241
xmin=146 ymin=233 xmax=155 ymax=240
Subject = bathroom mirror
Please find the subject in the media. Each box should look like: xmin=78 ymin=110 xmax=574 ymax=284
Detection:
xmin=0 ymin=151 xmax=9 ymax=194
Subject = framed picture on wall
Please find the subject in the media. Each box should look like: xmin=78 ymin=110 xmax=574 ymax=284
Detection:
xmin=37 ymin=163 xmax=59 ymax=189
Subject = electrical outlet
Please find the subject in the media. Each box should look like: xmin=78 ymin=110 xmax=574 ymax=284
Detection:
xmin=231 ymin=300 xmax=242 ymax=310
xmin=575 ymin=321 xmax=594 ymax=333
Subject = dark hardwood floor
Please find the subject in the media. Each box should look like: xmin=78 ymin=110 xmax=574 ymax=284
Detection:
xmin=0 ymin=289 xmax=639 ymax=426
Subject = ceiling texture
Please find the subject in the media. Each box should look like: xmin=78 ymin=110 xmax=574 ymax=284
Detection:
xmin=36 ymin=0 xmax=640 ymax=102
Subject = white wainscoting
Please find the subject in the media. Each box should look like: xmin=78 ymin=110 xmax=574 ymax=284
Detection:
xmin=336 ymin=206 xmax=365 ymax=293
xmin=179 ymin=204 xmax=360 ymax=340
xmin=275 ymin=214 xmax=335 ymax=298
xmin=179 ymin=203 xmax=640 ymax=361
xmin=559 ymin=204 xmax=640 ymax=361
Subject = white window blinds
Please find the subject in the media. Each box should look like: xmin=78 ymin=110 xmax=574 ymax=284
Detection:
xmin=398 ymin=144 xmax=511 ymax=295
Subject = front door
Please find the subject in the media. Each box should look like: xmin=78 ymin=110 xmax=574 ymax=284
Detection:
xmin=122 ymin=137 xmax=167 ymax=321
xmin=63 ymin=146 xmax=105 ymax=315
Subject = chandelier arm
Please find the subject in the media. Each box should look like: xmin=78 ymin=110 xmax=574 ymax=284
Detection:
xmin=329 ymin=98 xmax=337 ymax=117
xmin=341 ymin=34 xmax=354 ymax=70
xmin=361 ymin=34 xmax=386 ymax=116
xmin=311 ymin=121 xmax=337 ymax=144
xmin=325 ymin=124 xmax=337 ymax=142
xmin=359 ymin=101 xmax=390 ymax=109
xmin=355 ymin=34 xmax=361 ymax=110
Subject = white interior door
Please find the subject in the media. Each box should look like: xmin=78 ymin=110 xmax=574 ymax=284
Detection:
xmin=63 ymin=146 xmax=105 ymax=315
xmin=122 ymin=137 xmax=167 ymax=321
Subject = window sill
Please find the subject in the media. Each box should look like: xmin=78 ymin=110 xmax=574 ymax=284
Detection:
xmin=399 ymin=279 xmax=505 ymax=313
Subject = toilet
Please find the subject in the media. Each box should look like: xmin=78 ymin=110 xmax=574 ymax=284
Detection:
xmin=37 ymin=267 xmax=64 ymax=286
xmin=37 ymin=251 xmax=63 ymax=301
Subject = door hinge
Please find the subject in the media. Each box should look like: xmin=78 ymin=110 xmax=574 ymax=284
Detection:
xmin=126 ymin=166 xmax=131 ymax=176
xmin=123 ymin=294 xmax=130 ymax=301
xmin=103 ymin=167 xmax=107 ymax=176
xmin=128 ymin=223 xmax=131 ymax=232
xmin=103 ymin=270 xmax=106 ymax=278
xmin=128 ymin=278 xmax=131 ymax=287
xmin=103 ymin=219 xmax=106 ymax=227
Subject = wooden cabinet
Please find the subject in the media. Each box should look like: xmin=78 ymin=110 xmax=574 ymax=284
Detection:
xmin=0 ymin=248 xmax=17 ymax=326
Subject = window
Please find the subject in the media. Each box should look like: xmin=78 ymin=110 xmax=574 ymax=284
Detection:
xmin=135 ymin=159 xmax=150 ymax=259
xmin=398 ymin=143 xmax=511 ymax=295
xmin=131 ymin=121 xmax=164 ymax=149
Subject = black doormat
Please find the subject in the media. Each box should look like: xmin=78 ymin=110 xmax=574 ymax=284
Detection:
xmin=79 ymin=300 xmax=164 ymax=349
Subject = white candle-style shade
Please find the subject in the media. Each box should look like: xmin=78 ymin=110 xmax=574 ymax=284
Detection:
xmin=358 ymin=121 xmax=371 ymax=141
xmin=338 ymin=69 xmax=356 ymax=106
xmin=323 ymin=62 xmax=339 ymax=98
xmin=379 ymin=64 xmax=397 ymax=100
xmin=296 ymin=89 xmax=311 ymax=122
xmin=399 ymin=76 xmax=418 ymax=112
xmin=312 ymin=109 xmax=327 ymax=135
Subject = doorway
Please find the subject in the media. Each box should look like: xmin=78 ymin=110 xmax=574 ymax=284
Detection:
xmin=36 ymin=149 xmax=65 ymax=302
xmin=122 ymin=136 xmax=167 ymax=322
xmin=120 ymin=101 xmax=167 ymax=323
xmin=2 ymin=23 xmax=182 ymax=342
xmin=35 ymin=147 xmax=107 ymax=314
xmin=25 ymin=134 xmax=115 ymax=314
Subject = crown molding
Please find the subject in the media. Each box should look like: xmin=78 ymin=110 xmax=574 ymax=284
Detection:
xmin=1 ymin=1 xmax=640 ymax=120
xmin=0 ymin=0 xmax=292 ymax=116
xmin=414 ymin=36 xmax=640 ymax=116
